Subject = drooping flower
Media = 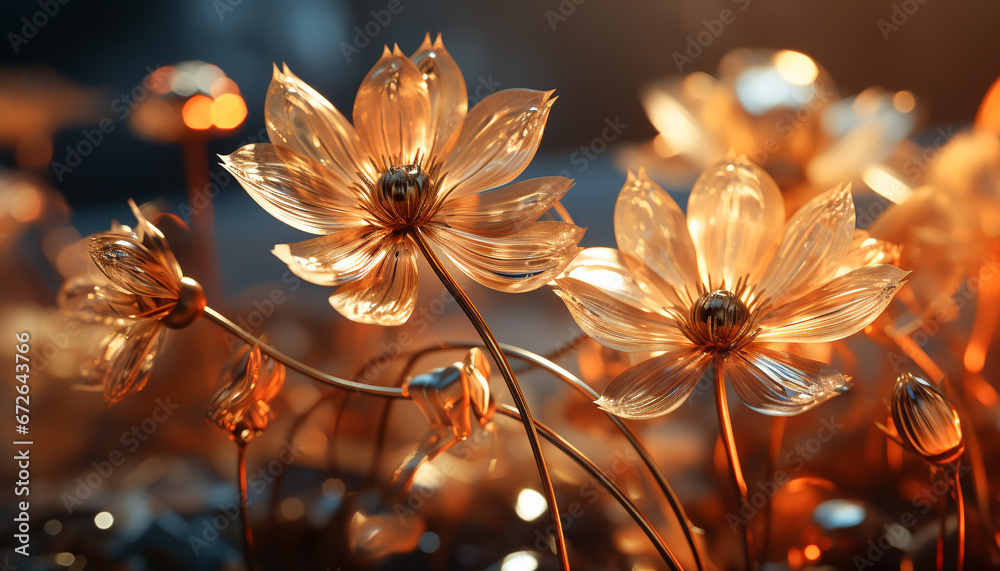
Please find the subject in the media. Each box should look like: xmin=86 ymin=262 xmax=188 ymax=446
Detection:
xmin=878 ymin=372 xmax=964 ymax=465
xmin=222 ymin=33 xmax=583 ymax=326
xmin=208 ymin=342 xmax=285 ymax=444
xmin=57 ymin=200 xmax=204 ymax=405
xmin=554 ymin=157 xmax=907 ymax=418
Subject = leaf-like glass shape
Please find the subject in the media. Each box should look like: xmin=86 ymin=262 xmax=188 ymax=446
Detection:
xmin=724 ymin=348 xmax=850 ymax=416
xmin=596 ymin=347 xmax=711 ymax=419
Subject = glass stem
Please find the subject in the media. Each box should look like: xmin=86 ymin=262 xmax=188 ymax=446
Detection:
xmin=412 ymin=230 xmax=570 ymax=570
xmin=715 ymin=359 xmax=755 ymax=570
xmin=954 ymin=462 xmax=966 ymax=571
xmin=202 ymin=306 xmax=406 ymax=399
xmin=496 ymin=404 xmax=681 ymax=569
xmin=237 ymin=442 xmax=258 ymax=571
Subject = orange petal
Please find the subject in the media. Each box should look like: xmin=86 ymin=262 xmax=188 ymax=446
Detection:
xmin=724 ymin=348 xmax=850 ymax=416
xmin=441 ymin=89 xmax=555 ymax=197
xmin=86 ymin=321 xmax=165 ymax=406
xmin=595 ymin=347 xmax=711 ymax=419
xmin=328 ymin=237 xmax=419 ymax=325
xmin=437 ymin=176 xmax=571 ymax=238
xmin=272 ymin=227 xmax=390 ymax=287
xmin=686 ymin=156 xmax=784 ymax=288
xmin=410 ymin=33 xmax=467 ymax=159
xmin=266 ymin=64 xmax=369 ymax=184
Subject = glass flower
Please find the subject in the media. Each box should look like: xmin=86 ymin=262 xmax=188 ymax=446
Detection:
xmin=208 ymin=342 xmax=285 ymax=444
xmin=878 ymin=372 xmax=964 ymax=465
xmin=222 ymin=34 xmax=583 ymax=326
xmin=57 ymin=200 xmax=204 ymax=405
xmin=625 ymin=48 xmax=917 ymax=213
xmin=554 ymin=157 xmax=908 ymax=418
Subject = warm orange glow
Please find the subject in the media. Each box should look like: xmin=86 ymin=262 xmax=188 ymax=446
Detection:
xmin=210 ymin=77 xmax=240 ymax=97
xmin=210 ymin=93 xmax=247 ymax=129
xmin=965 ymin=344 xmax=987 ymax=373
xmin=976 ymin=76 xmax=1000 ymax=136
xmin=787 ymin=547 xmax=803 ymax=569
xmin=775 ymin=50 xmax=819 ymax=86
xmin=181 ymin=95 xmax=213 ymax=130
xmin=803 ymin=544 xmax=821 ymax=561
xmin=893 ymin=90 xmax=916 ymax=113
xmin=148 ymin=66 xmax=174 ymax=94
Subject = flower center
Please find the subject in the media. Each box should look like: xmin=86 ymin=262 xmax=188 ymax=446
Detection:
xmin=375 ymin=164 xmax=433 ymax=225
xmin=688 ymin=289 xmax=751 ymax=348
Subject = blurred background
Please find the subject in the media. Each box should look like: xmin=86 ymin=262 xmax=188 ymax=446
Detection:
xmin=3 ymin=1 xmax=1000 ymax=570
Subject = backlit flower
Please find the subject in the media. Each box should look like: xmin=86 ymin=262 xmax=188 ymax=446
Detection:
xmin=222 ymin=34 xmax=583 ymax=326
xmin=208 ymin=342 xmax=285 ymax=444
xmin=58 ymin=200 xmax=204 ymax=405
xmin=554 ymin=157 xmax=907 ymax=418
xmin=878 ymin=372 xmax=964 ymax=465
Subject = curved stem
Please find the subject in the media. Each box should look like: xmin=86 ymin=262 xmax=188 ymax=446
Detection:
xmin=955 ymin=463 xmax=966 ymax=571
xmin=412 ymin=231 xmax=570 ymax=570
xmin=937 ymin=472 xmax=946 ymax=571
xmin=496 ymin=405 xmax=681 ymax=570
xmin=715 ymin=361 xmax=755 ymax=570
xmin=438 ymin=340 xmax=705 ymax=570
xmin=203 ymin=306 xmax=406 ymax=399
xmin=237 ymin=443 xmax=258 ymax=571
xmin=761 ymin=416 xmax=786 ymax=567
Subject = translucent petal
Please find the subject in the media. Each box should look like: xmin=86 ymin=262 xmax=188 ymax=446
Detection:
xmin=83 ymin=321 xmax=165 ymax=406
xmin=329 ymin=237 xmax=419 ymax=326
xmin=686 ymin=156 xmax=785 ymax=288
xmin=724 ymin=348 xmax=850 ymax=416
xmin=353 ymin=46 xmax=432 ymax=163
xmin=436 ymin=176 xmax=571 ymax=238
xmin=426 ymin=221 xmax=583 ymax=293
xmin=758 ymin=264 xmax=907 ymax=343
xmin=640 ymin=78 xmax=722 ymax=167
xmin=441 ymin=89 xmax=556 ymax=197
xmin=272 ymin=227 xmax=391 ymax=287
xmin=58 ymin=275 xmax=131 ymax=323
xmin=267 ymin=64 xmax=369 ymax=184
xmin=222 ymin=143 xmax=368 ymax=235
xmin=554 ymin=248 xmax=687 ymax=352
xmin=891 ymin=373 xmax=963 ymax=461
xmin=128 ymin=200 xmax=183 ymax=282
xmin=835 ymin=229 xmax=901 ymax=277
xmin=410 ymin=33 xmax=467 ymax=159
xmin=89 ymin=235 xmax=180 ymax=300
xmin=209 ymin=344 xmax=286 ymax=440
xmin=757 ymin=184 xmax=856 ymax=303
xmin=595 ymin=347 xmax=711 ymax=419
xmin=615 ymin=169 xmax=699 ymax=298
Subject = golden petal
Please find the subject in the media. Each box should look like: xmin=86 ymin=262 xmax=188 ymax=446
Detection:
xmin=595 ymin=347 xmax=711 ymax=419
xmin=686 ymin=156 xmax=784 ymax=288
xmin=88 ymin=235 xmax=180 ymax=301
xmin=272 ymin=227 xmax=390 ymax=287
xmin=614 ymin=169 xmax=700 ymax=299
xmin=758 ymin=264 xmax=907 ymax=343
xmin=353 ymin=46 xmax=432 ymax=164
xmin=410 ymin=33 xmax=467 ymax=159
xmin=328 ymin=237 xmax=419 ymax=326
xmin=441 ymin=89 xmax=556 ymax=197
xmin=90 ymin=321 xmax=166 ymax=406
xmin=266 ymin=64 xmax=370 ymax=184
xmin=436 ymin=176 xmax=571 ymax=238
xmin=723 ymin=348 xmax=850 ymax=416
xmin=425 ymin=221 xmax=583 ymax=293
xmin=222 ymin=143 xmax=369 ymax=235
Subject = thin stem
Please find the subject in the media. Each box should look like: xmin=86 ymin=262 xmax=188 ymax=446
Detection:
xmin=715 ymin=361 xmax=755 ymax=570
xmin=438 ymin=339 xmax=705 ymax=571
xmin=937 ymin=472 xmax=946 ymax=571
xmin=955 ymin=463 xmax=966 ymax=571
xmin=761 ymin=416 xmax=786 ymax=567
xmin=237 ymin=443 xmax=258 ymax=571
xmin=412 ymin=231 xmax=570 ymax=570
xmin=203 ymin=306 xmax=406 ymax=399
xmin=496 ymin=405 xmax=681 ymax=570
